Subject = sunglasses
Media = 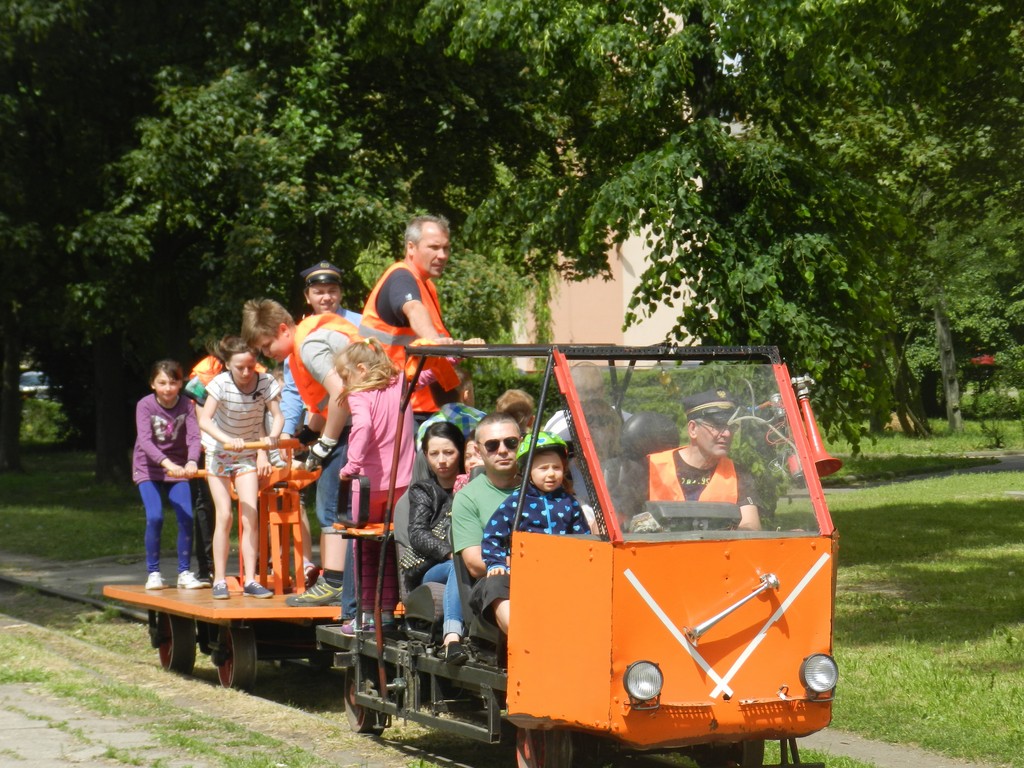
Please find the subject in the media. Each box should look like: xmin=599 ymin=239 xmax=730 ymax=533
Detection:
xmin=483 ymin=436 xmax=520 ymax=453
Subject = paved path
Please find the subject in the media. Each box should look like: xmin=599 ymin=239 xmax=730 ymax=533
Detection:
xmin=0 ymin=675 xmax=211 ymax=767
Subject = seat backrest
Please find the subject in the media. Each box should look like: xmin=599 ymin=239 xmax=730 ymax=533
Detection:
xmin=620 ymin=411 xmax=681 ymax=461
xmin=393 ymin=488 xmax=413 ymax=548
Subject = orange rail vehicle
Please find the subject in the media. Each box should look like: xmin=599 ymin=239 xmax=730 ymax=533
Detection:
xmin=319 ymin=344 xmax=840 ymax=767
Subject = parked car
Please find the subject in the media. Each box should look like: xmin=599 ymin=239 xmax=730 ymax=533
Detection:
xmin=19 ymin=371 xmax=52 ymax=399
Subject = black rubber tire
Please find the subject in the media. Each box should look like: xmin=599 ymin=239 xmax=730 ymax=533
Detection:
xmin=344 ymin=668 xmax=385 ymax=735
xmin=156 ymin=612 xmax=196 ymax=675
xmin=215 ymin=626 xmax=258 ymax=691
xmin=515 ymin=728 xmax=574 ymax=768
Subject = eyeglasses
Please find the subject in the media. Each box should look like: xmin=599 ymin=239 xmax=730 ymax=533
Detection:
xmin=483 ymin=436 xmax=520 ymax=453
xmin=698 ymin=419 xmax=733 ymax=436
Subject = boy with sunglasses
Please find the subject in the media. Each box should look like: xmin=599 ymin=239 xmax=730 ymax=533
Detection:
xmin=647 ymin=389 xmax=761 ymax=531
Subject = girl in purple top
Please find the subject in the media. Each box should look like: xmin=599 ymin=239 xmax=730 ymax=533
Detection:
xmin=335 ymin=337 xmax=415 ymax=631
xmin=132 ymin=360 xmax=204 ymax=590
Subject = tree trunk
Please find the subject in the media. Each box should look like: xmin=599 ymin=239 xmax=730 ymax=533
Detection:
xmin=0 ymin=304 xmax=23 ymax=472
xmin=93 ymin=333 xmax=130 ymax=482
xmin=892 ymin=342 xmax=931 ymax=437
xmin=934 ymin=299 xmax=963 ymax=433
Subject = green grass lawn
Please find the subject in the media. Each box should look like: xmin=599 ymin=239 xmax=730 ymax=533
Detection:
xmin=0 ymin=449 xmax=143 ymax=560
xmin=829 ymin=472 xmax=1024 ymax=765
xmin=828 ymin=417 xmax=1024 ymax=455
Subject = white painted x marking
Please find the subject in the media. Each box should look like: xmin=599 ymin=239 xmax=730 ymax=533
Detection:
xmin=625 ymin=551 xmax=831 ymax=700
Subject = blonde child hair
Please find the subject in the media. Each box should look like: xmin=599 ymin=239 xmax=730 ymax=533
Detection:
xmin=335 ymin=337 xmax=399 ymax=393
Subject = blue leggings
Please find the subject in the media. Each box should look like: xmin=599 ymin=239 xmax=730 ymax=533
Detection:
xmin=138 ymin=480 xmax=194 ymax=574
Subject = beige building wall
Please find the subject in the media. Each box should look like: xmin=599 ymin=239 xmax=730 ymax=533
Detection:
xmin=544 ymin=233 xmax=690 ymax=346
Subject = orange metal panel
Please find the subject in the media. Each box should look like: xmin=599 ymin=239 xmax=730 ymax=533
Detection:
xmin=506 ymin=532 xmax=615 ymax=729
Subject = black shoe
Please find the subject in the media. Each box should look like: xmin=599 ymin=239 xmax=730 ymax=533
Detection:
xmin=439 ymin=640 xmax=468 ymax=666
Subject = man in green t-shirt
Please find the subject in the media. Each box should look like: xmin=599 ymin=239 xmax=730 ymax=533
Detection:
xmin=450 ymin=412 xmax=522 ymax=635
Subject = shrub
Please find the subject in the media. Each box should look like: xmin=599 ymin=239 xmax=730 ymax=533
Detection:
xmin=20 ymin=398 xmax=69 ymax=444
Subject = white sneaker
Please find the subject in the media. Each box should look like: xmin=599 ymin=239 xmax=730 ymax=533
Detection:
xmin=176 ymin=571 xmax=208 ymax=589
xmin=145 ymin=572 xmax=166 ymax=590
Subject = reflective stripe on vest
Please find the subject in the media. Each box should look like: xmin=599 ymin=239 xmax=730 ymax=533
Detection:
xmin=289 ymin=313 xmax=359 ymax=415
xmin=648 ymin=449 xmax=739 ymax=503
xmin=360 ymin=261 xmax=458 ymax=412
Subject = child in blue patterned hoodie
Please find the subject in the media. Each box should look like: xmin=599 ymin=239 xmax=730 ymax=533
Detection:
xmin=480 ymin=431 xmax=591 ymax=576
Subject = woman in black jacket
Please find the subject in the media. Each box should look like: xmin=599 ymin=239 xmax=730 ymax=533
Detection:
xmin=401 ymin=421 xmax=468 ymax=663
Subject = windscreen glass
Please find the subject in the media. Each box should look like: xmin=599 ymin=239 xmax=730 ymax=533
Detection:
xmin=538 ymin=359 xmax=824 ymax=540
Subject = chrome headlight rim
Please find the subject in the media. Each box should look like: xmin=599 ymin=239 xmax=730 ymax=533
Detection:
xmin=800 ymin=652 xmax=839 ymax=696
xmin=624 ymin=660 xmax=663 ymax=709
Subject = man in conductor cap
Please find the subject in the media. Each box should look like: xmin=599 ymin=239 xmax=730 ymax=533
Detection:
xmin=298 ymin=261 xmax=363 ymax=324
xmin=278 ymin=261 xmax=362 ymax=604
xmin=647 ymin=389 xmax=761 ymax=531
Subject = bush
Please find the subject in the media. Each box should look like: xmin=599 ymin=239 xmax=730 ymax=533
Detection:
xmin=20 ymin=398 xmax=69 ymax=444
xmin=961 ymin=388 xmax=1019 ymax=421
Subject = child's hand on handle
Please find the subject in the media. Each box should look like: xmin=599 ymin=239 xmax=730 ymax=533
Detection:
xmin=225 ymin=437 xmax=245 ymax=452
xmin=256 ymin=451 xmax=271 ymax=478
xmin=487 ymin=565 xmax=507 ymax=577
xmin=183 ymin=461 xmax=198 ymax=478
xmin=163 ymin=460 xmax=186 ymax=478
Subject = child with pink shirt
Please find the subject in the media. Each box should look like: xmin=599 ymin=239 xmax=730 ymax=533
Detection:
xmin=335 ymin=338 xmax=415 ymax=632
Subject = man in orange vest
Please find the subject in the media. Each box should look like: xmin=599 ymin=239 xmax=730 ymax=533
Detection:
xmin=360 ymin=214 xmax=465 ymax=420
xmin=647 ymin=389 xmax=761 ymax=531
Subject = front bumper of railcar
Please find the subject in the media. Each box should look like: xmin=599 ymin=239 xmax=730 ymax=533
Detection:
xmin=505 ymin=532 xmax=837 ymax=750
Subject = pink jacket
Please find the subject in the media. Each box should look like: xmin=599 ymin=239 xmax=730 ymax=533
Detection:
xmin=339 ymin=375 xmax=414 ymax=492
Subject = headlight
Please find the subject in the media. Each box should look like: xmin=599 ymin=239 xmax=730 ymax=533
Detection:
xmin=624 ymin=661 xmax=663 ymax=709
xmin=800 ymin=653 xmax=838 ymax=695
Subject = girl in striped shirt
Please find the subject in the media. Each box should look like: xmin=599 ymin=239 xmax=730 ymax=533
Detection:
xmin=198 ymin=336 xmax=284 ymax=599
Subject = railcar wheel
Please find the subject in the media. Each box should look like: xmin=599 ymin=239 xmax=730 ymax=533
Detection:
xmin=344 ymin=668 xmax=385 ymax=735
xmin=156 ymin=612 xmax=196 ymax=674
xmin=694 ymin=739 xmax=766 ymax=768
xmin=215 ymin=626 xmax=257 ymax=691
xmin=515 ymin=727 xmax=574 ymax=768
xmin=737 ymin=740 xmax=765 ymax=767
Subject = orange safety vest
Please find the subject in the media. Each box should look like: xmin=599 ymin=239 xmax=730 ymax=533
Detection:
xmin=289 ymin=313 xmax=360 ymax=415
xmin=359 ymin=262 xmax=459 ymax=413
xmin=648 ymin=448 xmax=739 ymax=503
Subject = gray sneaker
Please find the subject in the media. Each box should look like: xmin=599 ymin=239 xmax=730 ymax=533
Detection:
xmin=243 ymin=581 xmax=273 ymax=599
xmin=211 ymin=581 xmax=230 ymax=600
xmin=285 ymin=576 xmax=342 ymax=607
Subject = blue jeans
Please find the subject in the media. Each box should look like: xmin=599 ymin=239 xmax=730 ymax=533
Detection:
xmin=313 ymin=430 xmax=349 ymax=528
xmin=422 ymin=560 xmax=463 ymax=637
xmin=341 ymin=539 xmax=357 ymax=619
xmin=314 ymin=429 xmax=358 ymax=618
